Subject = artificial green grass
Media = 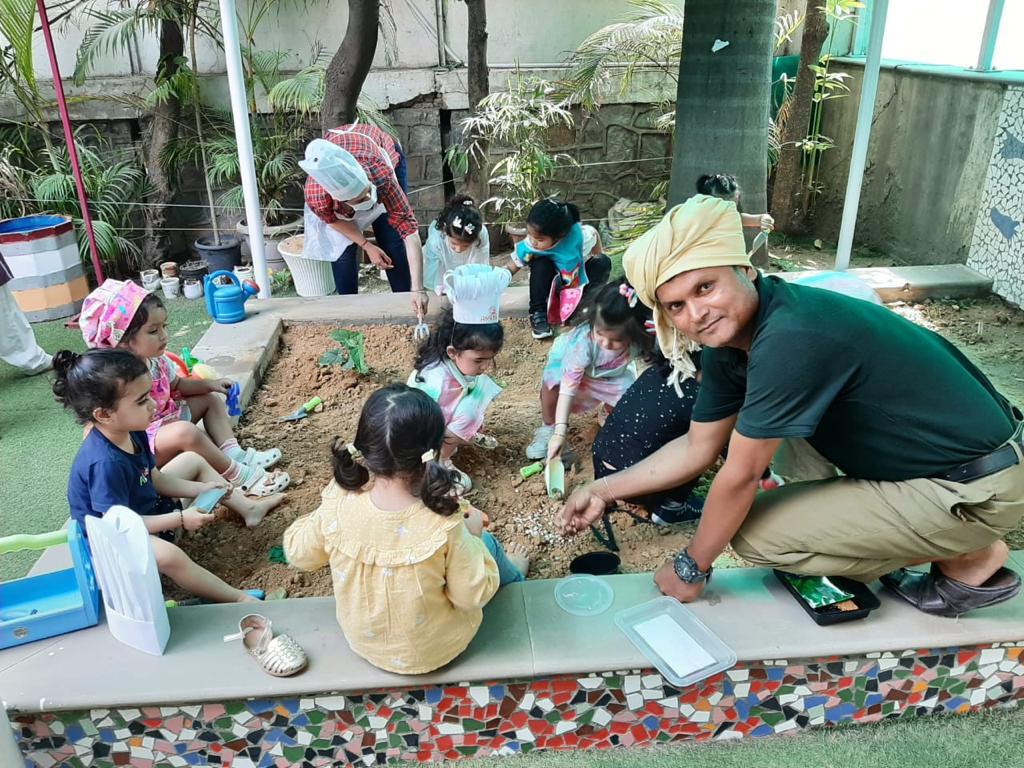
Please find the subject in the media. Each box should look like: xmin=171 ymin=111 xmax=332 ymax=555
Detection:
xmin=0 ymin=297 xmax=213 ymax=580
xmin=443 ymin=706 xmax=1024 ymax=768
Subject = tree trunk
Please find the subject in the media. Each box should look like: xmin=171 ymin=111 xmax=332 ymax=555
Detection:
xmin=669 ymin=0 xmax=776 ymax=262
xmin=140 ymin=15 xmax=185 ymax=267
xmin=464 ymin=0 xmax=489 ymax=202
xmin=321 ymin=0 xmax=380 ymax=130
xmin=770 ymin=3 xmax=829 ymax=234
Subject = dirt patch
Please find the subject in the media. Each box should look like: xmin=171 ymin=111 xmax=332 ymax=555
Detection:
xmin=176 ymin=296 xmax=1024 ymax=598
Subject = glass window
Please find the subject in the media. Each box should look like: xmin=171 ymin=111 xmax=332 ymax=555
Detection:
xmin=880 ymin=0 xmax=986 ymax=68
xmin=992 ymin=1 xmax=1024 ymax=72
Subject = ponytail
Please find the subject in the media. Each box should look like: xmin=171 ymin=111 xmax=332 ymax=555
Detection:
xmin=331 ymin=437 xmax=370 ymax=490
xmin=419 ymin=459 xmax=460 ymax=516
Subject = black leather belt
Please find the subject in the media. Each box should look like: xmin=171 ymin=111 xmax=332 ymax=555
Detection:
xmin=937 ymin=421 xmax=1024 ymax=484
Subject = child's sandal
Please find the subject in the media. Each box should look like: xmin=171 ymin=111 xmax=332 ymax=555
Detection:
xmin=472 ymin=433 xmax=499 ymax=450
xmin=237 ymin=464 xmax=290 ymax=497
xmin=223 ymin=614 xmax=307 ymax=677
xmin=239 ymin=446 xmax=282 ymax=470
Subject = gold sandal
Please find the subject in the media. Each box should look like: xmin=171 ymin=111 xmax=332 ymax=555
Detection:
xmin=223 ymin=614 xmax=307 ymax=677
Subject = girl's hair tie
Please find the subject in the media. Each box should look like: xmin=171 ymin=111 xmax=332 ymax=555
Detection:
xmin=347 ymin=443 xmax=362 ymax=460
xmin=618 ymin=283 xmax=638 ymax=308
xmin=644 ymin=319 xmax=657 ymax=335
xmin=421 ymin=449 xmax=436 ymax=464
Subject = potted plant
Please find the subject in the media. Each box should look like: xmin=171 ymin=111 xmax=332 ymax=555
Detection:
xmin=446 ymin=70 xmax=576 ymax=243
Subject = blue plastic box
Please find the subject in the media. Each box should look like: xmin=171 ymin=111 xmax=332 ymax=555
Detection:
xmin=0 ymin=521 xmax=101 ymax=650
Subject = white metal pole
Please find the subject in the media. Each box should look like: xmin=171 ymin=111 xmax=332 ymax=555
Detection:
xmin=217 ymin=0 xmax=271 ymax=298
xmin=834 ymin=0 xmax=889 ymax=272
xmin=976 ymin=0 xmax=1005 ymax=72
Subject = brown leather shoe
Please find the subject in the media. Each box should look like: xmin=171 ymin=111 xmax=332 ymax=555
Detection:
xmin=880 ymin=564 xmax=1021 ymax=617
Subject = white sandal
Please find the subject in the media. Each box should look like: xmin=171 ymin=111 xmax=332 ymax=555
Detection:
xmin=238 ymin=464 xmax=290 ymax=497
xmin=223 ymin=614 xmax=307 ymax=677
xmin=239 ymin=446 xmax=282 ymax=470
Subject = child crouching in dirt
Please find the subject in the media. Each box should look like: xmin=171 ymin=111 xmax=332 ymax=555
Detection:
xmin=527 ymin=278 xmax=656 ymax=462
xmin=56 ymin=348 xmax=281 ymax=603
xmin=79 ymin=279 xmax=290 ymax=498
xmin=283 ymin=384 xmax=528 ymax=675
xmin=408 ymin=264 xmax=512 ymax=492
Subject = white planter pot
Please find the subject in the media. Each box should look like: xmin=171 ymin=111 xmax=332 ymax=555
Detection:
xmin=236 ymin=216 xmax=302 ymax=273
xmin=140 ymin=269 xmax=161 ymax=292
xmin=182 ymin=279 xmax=203 ymax=299
xmin=278 ymin=235 xmax=334 ymax=297
xmin=233 ymin=265 xmax=254 ymax=283
xmin=161 ymin=277 xmax=181 ymax=299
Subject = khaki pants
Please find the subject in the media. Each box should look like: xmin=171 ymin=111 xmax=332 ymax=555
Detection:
xmin=732 ymin=438 xmax=1024 ymax=582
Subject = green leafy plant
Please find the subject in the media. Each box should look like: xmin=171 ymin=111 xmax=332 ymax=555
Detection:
xmin=30 ymin=132 xmax=151 ymax=275
xmin=318 ymin=329 xmax=370 ymax=374
xmin=447 ymin=70 xmax=575 ymax=227
xmin=269 ymin=267 xmax=293 ymax=292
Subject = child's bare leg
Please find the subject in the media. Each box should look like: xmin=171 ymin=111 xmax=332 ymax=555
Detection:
xmin=162 ymin=452 xmax=284 ymax=528
xmin=441 ymin=431 xmax=469 ymax=462
xmin=155 ymin=420 xmax=231 ymax=473
xmin=150 ymin=536 xmax=257 ymax=603
xmin=540 ymin=384 xmax=559 ymax=426
xmin=186 ymin=393 xmax=234 ymax=445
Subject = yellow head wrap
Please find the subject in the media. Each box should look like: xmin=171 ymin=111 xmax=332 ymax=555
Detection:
xmin=622 ymin=194 xmax=750 ymax=394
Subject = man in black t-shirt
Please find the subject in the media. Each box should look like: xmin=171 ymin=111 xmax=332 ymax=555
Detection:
xmin=558 ymin=195 xmax=1024 ymax=617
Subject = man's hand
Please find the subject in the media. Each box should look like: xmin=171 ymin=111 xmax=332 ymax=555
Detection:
xmin=411 ymin=289 xmax=429 ymax=317
xmin=557 ymin=483 xmax=607 ymax=536
xmin=181 ymin=506 xmax=217 ymax=532
xmin=654 ymin=560 xmax=706 ymax=603
xmin=363 ymin=241 xmax=393 ymax=269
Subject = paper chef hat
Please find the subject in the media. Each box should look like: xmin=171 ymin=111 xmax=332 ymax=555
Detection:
xmin=443 ymin=265 xmax=512 ymax=324
xmin=298 ymin=138 xmax=369 ymax=201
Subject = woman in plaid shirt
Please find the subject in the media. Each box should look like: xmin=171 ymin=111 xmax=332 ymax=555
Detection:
xmin=302 ymin=124 xmax=428 ymax=316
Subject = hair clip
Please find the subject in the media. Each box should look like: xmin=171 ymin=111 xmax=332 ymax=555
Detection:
xmin=618 ymin=283 xmax=638 ymax=308
xmin=644 ymin=319 xmax=657 ymax=335
xmin=347 ymin=443 xmax=362 ymax=460
xmin=421 ymin=449 xmax=436 ymax=464
xmin=463 ymin=222 xmax=475 ymax=234
xmin=451 ymin=216 xmax=462 ymax=229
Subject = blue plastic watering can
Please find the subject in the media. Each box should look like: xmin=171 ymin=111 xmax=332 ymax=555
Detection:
xmin=204 ymin=270 xmax=258 ymax=324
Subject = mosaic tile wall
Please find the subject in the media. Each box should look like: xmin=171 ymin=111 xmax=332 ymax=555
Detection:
xmin=13 ymin=642 xmax=1024 ymax=767
xmin=968 ymin=86 xmax=1024 ymax=308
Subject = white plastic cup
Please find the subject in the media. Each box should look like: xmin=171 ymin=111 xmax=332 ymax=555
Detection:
xmin=160 ymin=276 xmax=181 ymax=299
xmin=182 ymin=278 xmax=203 ymax=299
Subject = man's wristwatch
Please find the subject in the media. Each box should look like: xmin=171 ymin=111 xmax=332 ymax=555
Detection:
xmin=673 ymin=549 xmax=712 ymax=584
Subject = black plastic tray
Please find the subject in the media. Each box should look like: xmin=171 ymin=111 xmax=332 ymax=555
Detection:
xmin=773 ymin=570 xmax=881 ymax=626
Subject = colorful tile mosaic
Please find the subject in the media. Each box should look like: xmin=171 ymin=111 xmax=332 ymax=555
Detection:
xmin=13 ymin=643 xmax=1024 ymax=767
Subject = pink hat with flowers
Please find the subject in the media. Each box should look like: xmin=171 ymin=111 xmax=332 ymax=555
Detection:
xmin=79 ymin=279 xmax=151 ymax=349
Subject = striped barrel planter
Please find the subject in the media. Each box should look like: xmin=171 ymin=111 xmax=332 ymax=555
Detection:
xmin=0 ymin=215 xmax=89 ymax=322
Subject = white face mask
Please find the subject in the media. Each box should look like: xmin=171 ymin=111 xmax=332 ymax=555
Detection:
xmin=349 ymin=185 xmax=377 ymax=211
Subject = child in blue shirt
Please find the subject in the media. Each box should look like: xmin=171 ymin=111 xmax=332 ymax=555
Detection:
xmin=507 ymin=199 xmax=611 ymax=340
xmin=55 ymin=348 xmax=283 ymax=603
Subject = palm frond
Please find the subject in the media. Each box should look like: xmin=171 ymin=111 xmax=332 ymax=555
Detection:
xmin=73 ymin=7 xmax=160 ymax=85
xmin=774 ymin=10 xmax=805 ymax=52
xmin=0 ymin=0 xmax=38 ymax=89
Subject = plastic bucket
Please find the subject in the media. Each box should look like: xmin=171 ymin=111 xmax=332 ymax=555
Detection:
xmin=161 ymin=277 xmax=181 ymax=299
xmin=278 ymin=235 xmax=334 ymax=297
xmin=0 ymin=215 xmax=89 ymax=322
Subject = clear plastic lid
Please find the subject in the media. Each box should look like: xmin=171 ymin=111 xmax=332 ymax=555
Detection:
xmin=615 ymin=597 xmax=736 ymax=687
xmin=553 ymin=574 xmax=614 ymax=616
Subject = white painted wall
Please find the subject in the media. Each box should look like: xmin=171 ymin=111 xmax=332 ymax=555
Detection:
xmin=25 ymin=0 xmax=686 ymax=84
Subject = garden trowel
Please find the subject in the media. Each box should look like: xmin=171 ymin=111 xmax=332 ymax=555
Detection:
xmin=279 ymin=396 xmax=322 ymax=422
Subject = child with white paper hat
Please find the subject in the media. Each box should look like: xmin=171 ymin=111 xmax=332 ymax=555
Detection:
xmin=408 ymin=265 xmax=511 ymax=492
